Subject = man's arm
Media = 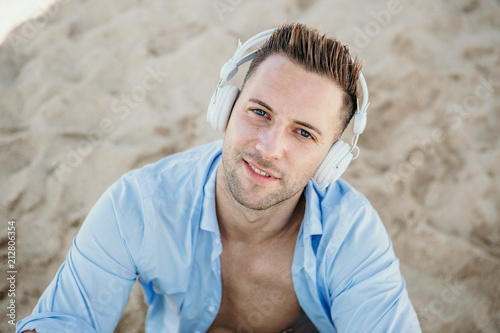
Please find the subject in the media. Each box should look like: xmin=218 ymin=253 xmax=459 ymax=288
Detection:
xmin=16 ymin=176 xmax=144 ymax=333
xmin=326 ymin=203 xmax=421 ymax=332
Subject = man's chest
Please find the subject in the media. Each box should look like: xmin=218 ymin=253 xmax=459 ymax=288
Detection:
xmin=207 ymin=241 xmax=310 ymax=332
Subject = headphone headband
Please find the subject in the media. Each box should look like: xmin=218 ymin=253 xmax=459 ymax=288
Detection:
xmin=219 ymin=29 xmax=276 ymax=83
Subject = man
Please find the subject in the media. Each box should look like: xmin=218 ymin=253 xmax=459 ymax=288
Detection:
xmin=18 ymin=23 xmax=420 ymax=332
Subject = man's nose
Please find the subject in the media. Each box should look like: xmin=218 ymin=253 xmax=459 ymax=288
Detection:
xmin=255 ymin=124 xmax=287 ymax=160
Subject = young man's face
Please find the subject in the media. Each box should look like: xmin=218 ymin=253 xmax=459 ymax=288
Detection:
xmin=221 ymin=55 xmax=344 ymax=210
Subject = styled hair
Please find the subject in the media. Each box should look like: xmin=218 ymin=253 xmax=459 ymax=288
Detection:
xmin=242 ymin=22 xmax=364 ymax=138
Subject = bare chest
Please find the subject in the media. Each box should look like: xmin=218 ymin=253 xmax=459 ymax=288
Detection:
xmin=208 ymin=241 xmax=307 ymax=333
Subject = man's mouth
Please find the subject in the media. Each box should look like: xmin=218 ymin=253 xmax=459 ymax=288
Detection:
xmin=248 ymin=163 xmax=271 ymax=178
xmin=245 ymin=161 xmax=271 ymax=178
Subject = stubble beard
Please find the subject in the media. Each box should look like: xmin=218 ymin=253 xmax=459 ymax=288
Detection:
xmin=221 ymin=143 xmax=311 ymax=211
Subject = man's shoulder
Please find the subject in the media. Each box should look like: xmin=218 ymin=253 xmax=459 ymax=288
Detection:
xmin=136 ymin=140 xmax=223 ymax=175
xmin=118 ymin=140 xmax=223 ymax=196
xmin=319 ymin=178 xmax=372 ymax=212
xmin=309 ymin=178 xmax=381 ymax=238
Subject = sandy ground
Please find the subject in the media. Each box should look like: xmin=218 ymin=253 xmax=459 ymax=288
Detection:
xmin=0 ymin=0 xmax=499 ymax=332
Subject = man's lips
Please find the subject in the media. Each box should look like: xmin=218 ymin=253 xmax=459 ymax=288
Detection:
xmin=244 ymin=160 xmax=278 ymax=179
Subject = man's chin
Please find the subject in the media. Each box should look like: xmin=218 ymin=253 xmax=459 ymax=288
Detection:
xmin=229 ymin=184 xmax=297 ymax=211
xmin=234 ymin=197 xmax=277 ymax=211
xmin=228 ymin=186 xmax=272 ymax=211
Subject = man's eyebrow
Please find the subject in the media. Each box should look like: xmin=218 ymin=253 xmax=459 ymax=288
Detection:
xmin=295 ymin=120 xmax=323 ymax=137
xmin=249 ymin=98 xmax=274 ymax=112
xmin=248 ymin=98 xmax=323 ymax=136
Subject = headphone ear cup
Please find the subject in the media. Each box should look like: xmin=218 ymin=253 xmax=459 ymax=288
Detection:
xmin=314 ymin=140 xmax=353 ymax=185
xmin=207 ymin=85 xmax=239 ymax=132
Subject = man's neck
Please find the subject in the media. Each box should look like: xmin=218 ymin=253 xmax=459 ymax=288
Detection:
xmin=215 ymin=166 xmax=305 ymax=245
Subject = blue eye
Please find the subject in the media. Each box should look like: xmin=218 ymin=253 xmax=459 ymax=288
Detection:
xmin=298 ymin=129 xmax=311 ymax=138
xmin=254 ymin=109 xmax=266 ymax=117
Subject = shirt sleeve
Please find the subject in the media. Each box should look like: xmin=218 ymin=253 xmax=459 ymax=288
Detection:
xmin=326 ymin=203 xmax=421 ymax=333
xmin=16 ymin=174 xmax=145 ymax=333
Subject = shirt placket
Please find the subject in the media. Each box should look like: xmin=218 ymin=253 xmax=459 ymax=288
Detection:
xmin=193 ymin=232 xmax=223 ymax=333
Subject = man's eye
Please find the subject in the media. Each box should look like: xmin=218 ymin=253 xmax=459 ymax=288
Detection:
xmin=298 ymin=129 xmax=311 ymax=138
xmin=253 ymin=109 xmax=267 ymax=117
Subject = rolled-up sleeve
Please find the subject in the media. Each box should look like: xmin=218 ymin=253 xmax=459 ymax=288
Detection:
xmin=17 ymin=174 xmax=145 ymax=333
xmin=327 ymin=204 xmax=421 ymax=332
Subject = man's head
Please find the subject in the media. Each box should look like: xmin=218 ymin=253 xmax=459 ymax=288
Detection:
xmin=242 ymin=22 xmax=363 ymax=140
xmin=220 ymin=23 xmax=363 ymax=211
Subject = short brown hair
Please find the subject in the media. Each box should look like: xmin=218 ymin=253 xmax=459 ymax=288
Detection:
xmin=242 ymin=22 xmax=363 ymax=138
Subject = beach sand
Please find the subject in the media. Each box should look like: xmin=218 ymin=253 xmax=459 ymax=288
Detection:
xmin=0 ymin=0 xmax=499 ymax=332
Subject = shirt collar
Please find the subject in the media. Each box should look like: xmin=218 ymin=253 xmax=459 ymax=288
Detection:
xmin=302 ymin=181 xmax=324 ymax=237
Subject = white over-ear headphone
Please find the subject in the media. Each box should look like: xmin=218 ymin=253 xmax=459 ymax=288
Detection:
xmin=207 ymin=28 xmax=370 ymax=186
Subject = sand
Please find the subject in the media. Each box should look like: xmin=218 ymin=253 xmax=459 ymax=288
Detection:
xmin=0 ymin=0 xmax=499 ymax=332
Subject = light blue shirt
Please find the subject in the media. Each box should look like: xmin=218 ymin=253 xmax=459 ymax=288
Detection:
xmin=17 ymin=140 xmax=420 ymax=333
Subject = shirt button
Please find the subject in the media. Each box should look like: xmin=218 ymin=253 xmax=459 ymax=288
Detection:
xmin=215 ymin=238 xmax=220 ymax=244
xmin=208 ymin=305 xmax=216 ymax=312
xmin=194 ymin=331 xmax=201 ymax=333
